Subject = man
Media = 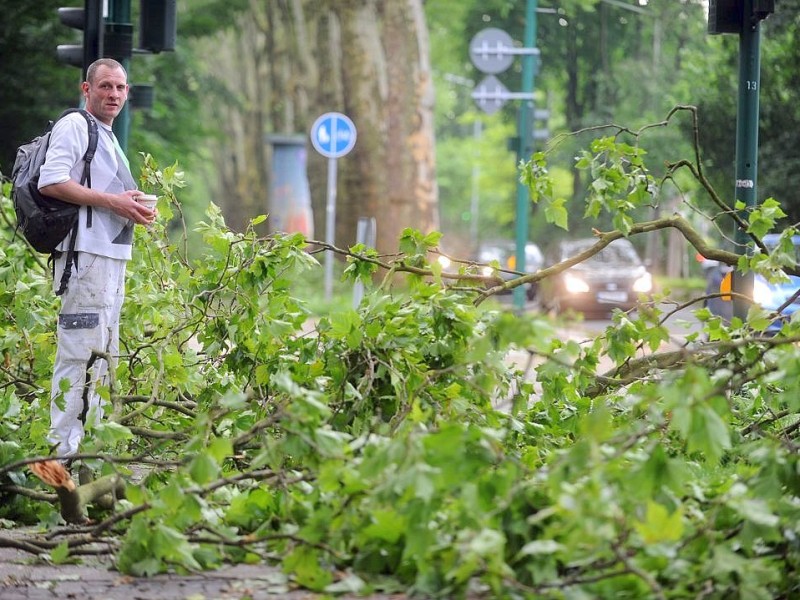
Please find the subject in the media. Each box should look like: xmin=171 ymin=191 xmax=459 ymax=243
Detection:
xmin=38 ymin=58 xmax=155 ymax=457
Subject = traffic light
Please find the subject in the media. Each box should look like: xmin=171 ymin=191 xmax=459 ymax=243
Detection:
xmin=708 ymin=0 xmax=776 ymax=34
xmin=708 ymin=0 xmax=742 ymax=34
xmin=753 ymin=0 xmax=776 ymax=20
xmin=139 ymin=0 xmax=178 ymax=53
xmin=56 ymin=0 xmax=103 ymax=77
xmin=104 ymin=22 xmax=134 ymax=61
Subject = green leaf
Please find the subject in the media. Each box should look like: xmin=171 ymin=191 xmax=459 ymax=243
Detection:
xmin=634 ymin=501 xmax=684 ymax=544
xmin=91 ymin=420 xmax=134 ymax=447
xmin=544 ymin=197 xmax=569 ymax=230
xmin=746 ymin=198 xmax=786 ymax=238
xmin=207 ymin=437 xmax=233 ymax=463
xmin=727 ymin=495 xmax=779 ymax=527
xmin=362 ymin=508 xmax=407 ymax=543
xmin=516 ymin=539 xmax=565 ymax=557
xmin=189 ymin=452 xmax=219 ymax=484
xmin=688 ymin=404 xmax=731 ymax=463
xmin=468 ymin=528 xmax=505 ymax=556
xmin=50 ymin=541 xmax=70 ymax=564
xmin=325 ymin=573 xmax=366 ymax=594
xmin=612 ymin=211 xmax=634 ymax=236
xmin=283 ymin=546 xmax=333 ymax=591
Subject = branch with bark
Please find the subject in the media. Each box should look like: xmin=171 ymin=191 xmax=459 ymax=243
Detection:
xmin=28 ymin=461 xmax=126 ymax=525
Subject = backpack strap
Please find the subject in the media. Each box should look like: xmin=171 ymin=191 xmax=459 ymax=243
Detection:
xmin=55 ymin=109 xmax=99 ymax=297
xmin=77 ymin=109 xmax=98 ymax=195
xmin=78 ymin=110 xmax=97 ymax=227
xmin=55 ymin=223 xmax=79 ymax=296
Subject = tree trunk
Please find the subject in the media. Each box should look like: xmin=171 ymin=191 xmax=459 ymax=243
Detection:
xmin=194 ymin=0 xmax=439 ymax=257
xmin=379 ymin=0 xmax=439 ymax=254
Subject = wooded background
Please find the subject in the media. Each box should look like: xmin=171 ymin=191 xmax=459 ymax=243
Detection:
xmin=2 ymin=0 xmax=799 ymax=268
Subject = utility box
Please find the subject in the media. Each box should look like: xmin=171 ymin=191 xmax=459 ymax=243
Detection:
xmin=139 ymin=0 xmax=177 ymax=53
xmin=708 ymin=0 xmax=743 ymax=34
xmin=265 ymin=135 xmax=315 ymax=239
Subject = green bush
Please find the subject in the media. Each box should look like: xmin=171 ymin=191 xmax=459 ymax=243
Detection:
xmin=2 ymin=127 xmax=800 ymax=599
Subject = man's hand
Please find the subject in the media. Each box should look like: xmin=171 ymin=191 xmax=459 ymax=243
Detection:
xmin=109 ymin=190 xmax=156 ymax=225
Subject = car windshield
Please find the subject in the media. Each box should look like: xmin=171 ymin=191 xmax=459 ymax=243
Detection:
xmin=563 ymin=239 xmax=641 ymax=266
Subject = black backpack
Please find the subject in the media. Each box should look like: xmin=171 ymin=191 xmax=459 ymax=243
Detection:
xmin=11 ymin=108 xmax=98 ymax=295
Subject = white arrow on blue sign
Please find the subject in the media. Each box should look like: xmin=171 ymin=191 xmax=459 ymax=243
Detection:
xmin=310 ymin=112 xmax=357 ymax=158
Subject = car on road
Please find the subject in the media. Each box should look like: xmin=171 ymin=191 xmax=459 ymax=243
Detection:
xmin=752 ymin=233 xmax=800 ymax=333
xmin=539 ymin=237 xmax=653 ymax=317
xmin=476 ymin=240 xmax=544 ymax=300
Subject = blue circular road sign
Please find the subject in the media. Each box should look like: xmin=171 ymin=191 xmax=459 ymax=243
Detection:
xmin=310 ymin=112 xmax=357 ymax=158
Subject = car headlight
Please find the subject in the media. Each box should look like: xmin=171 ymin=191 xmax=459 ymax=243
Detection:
xmin=633 ymin=272 xmax=653 ymax=293
xmin=564 ymin=273 xmax=590 ymax=294
xmin=753 ymin=278 xmax=774 ymax=306
xmin=481 ymin=265 xmax=495 ymax=277
xmin=437 ymin=255 xmax=451 ymax=270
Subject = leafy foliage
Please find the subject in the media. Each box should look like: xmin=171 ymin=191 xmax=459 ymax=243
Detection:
xmin=2 ymin=128 xmax=800 ymax=599
xmin=0 ymin=0 xmax=81 ymax=174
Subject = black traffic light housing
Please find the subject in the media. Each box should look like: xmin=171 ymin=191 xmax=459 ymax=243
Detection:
xmin=708 ymin=0 xmax=776 ymax=34
xmin=58 ymin=0 xmax=178 ymax=72
xmin=104 ymin=22 xmax=134 ymax=61
xmin=129 ymin=84 xmax=155 ymax=110
xmin=753 ymin=0 xmax=777 ymax=20
xmin=56 ymin=0 xmax=103 ymax=77
xmin=139 ymin=0 xmax=178 ymax=53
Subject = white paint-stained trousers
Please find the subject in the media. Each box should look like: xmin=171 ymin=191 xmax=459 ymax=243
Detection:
xmin=49 ymin=252 xmax=127 ymax=457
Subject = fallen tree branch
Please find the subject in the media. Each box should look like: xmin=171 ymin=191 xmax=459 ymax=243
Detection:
xmin=0 ymin=484 xmax=55 ymax=502
xmin=29 ymin=460 xmax=126 ymax=525
xmin=120 ymin=395 xmax=197 ymax=418
xmin=0 ymin=535 xmax=53 ymax=554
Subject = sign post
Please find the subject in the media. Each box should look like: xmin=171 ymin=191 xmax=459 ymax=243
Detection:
xmin=468 ymin=2 xmax=539 ymax=312
xmin=310 ymin=112 xmax=357 ymax=302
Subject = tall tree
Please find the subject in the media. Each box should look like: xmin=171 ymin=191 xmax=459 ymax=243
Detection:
xmin=194 ymin=0 xmax=439 ymax=256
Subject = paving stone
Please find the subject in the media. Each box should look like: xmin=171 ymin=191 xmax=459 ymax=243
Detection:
xmin=1 ymin=541 xmax=406 ymax=599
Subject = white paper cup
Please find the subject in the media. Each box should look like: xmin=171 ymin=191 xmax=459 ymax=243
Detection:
xmin=137 ymin=194 xmax=158 ymax=209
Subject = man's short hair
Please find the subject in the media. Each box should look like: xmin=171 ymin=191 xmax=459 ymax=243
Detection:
xmin=86 ymin=58 xmax=128 ymax=84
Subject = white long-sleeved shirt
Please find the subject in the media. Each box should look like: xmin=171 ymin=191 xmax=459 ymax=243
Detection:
xmin=38 ymin=111 xmax=136 ymax=260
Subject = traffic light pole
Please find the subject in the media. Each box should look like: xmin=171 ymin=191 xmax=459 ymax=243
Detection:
xmin=107 ymin=0 xmax=132 ymax=153
xmin=513 ymin=0 xmax=537 ymax=312
xmin=732 ymin=0 xmax=762 ymax=320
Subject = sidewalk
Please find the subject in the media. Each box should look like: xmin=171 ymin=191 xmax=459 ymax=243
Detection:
xmin=1 ymin=528 xmax=401 ymax=600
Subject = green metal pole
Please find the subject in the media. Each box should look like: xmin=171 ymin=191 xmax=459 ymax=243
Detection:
xmin=108 ymin=0 xmax=132 ymax=153
xmin=732 ymin=0 xmax=761 ymax=320
xmin=513 ymin=0 xmax=537 ymax=311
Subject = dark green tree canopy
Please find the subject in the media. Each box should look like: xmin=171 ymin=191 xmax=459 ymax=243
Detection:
xmin=0 ymin=1 xmax=81 ymax=174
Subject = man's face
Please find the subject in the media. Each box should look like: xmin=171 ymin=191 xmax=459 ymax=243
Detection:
xmin=82 ymin=65 xmax=129 ymax=125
